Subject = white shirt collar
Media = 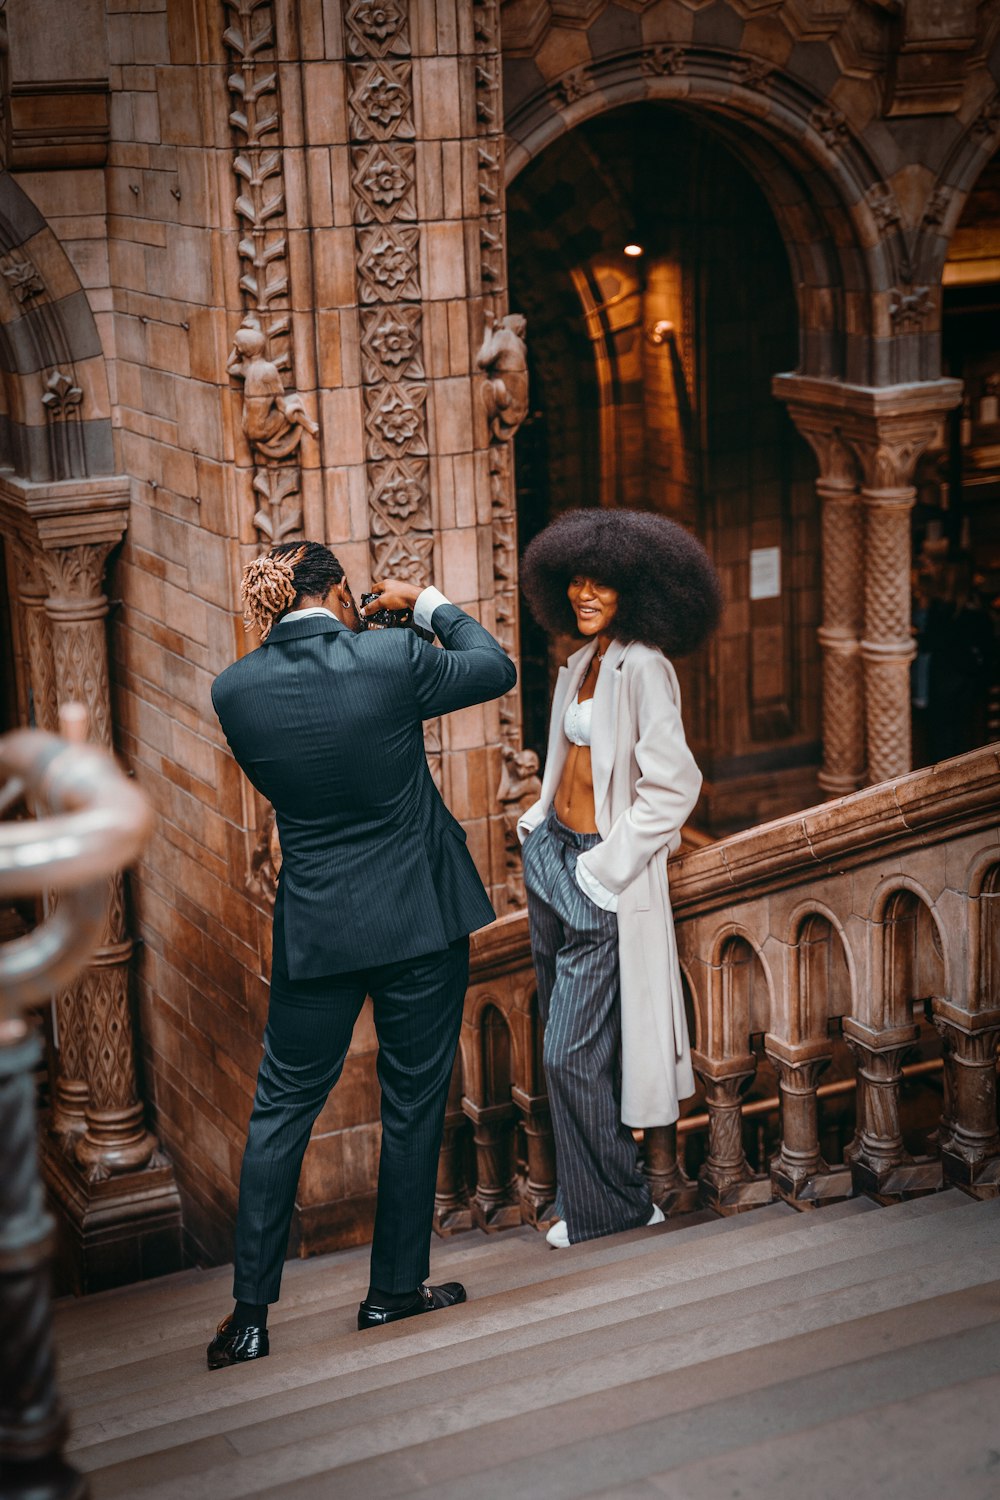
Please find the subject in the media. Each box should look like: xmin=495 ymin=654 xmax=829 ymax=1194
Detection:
xmin=273 ymin=606 xmax=339 ymax=624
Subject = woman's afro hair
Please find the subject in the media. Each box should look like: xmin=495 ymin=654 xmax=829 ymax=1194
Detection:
xmin=520 ymin=508 xmax=722 ymax=657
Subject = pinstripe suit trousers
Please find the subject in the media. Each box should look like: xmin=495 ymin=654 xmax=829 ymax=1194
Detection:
xmin=523 ymin=811 xmax=653 ymax=1243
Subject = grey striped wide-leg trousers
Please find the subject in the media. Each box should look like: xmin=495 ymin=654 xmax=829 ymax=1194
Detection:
xmin=523 ymin=810 xmax=652 ymax=1243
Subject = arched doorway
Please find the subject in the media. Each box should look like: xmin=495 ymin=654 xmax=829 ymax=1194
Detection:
xmin=507 ymin=104 xmax=817 ymax=832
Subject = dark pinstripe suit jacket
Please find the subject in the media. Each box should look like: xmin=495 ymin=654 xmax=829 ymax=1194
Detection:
xmin=212 ymin=603 xmax=516 ymax=979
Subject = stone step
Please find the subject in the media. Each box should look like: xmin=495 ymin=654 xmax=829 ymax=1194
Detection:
xmin=60 ymin=1190 xmax=957 ymax=1386
xmin=60 ymin=1194 xmax=948 ymax=1419
xmin=66 ymin=1196 xmax=996 ymax=1475
xmin=75 ymin=1215 xmax=1000 ymax=1498
xmin=614 ymin=1369 xmax=1000 ymax=1500
xmin=56 ymin=1200 xmax=812 ymax=1380
xmin=380 ymin=1319 xmax=1000 ymax=1500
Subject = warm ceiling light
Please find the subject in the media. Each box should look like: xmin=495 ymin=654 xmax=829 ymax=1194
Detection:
xmin=624 ymin=243 xmax=643 ymax=257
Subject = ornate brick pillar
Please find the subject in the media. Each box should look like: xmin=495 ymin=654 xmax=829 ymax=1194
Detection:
xmin=36 ymin=534 xmax=157 ymax=1182
xmin=7 ymin=545 xmax=91 ymax=1152
xmin=774 ymin=376 xmax=962 ymax=788
xmin=0 ymin=474 xmax=181 ymax=1291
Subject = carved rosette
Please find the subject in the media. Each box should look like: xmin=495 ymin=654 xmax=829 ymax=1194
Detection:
xmin=223 ymin=0 xmax=309 ymax=547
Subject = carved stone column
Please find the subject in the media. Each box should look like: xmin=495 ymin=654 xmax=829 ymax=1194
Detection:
xmin=765 ymin=1036 xmax=832 ymax=1200
xmin=692 ymin=1051 xmax=757 ymax=1210
xmin=37 ymin=537 xmax=157 ymax=1182
xmin=511 ymin=1084 xmax=556 ymax=1225
xmin=462 ymin=1098 xmax=521 ymax=1231
xmin=774 ymin=377 xmax=962 ymax=787
xmin=856 ymin=452 xmax=921 ymax=784
xmin=933 ymin=1001 xmax=1000 ymax=1193
xmin=0 ymin=474 xmax=181 ymax=1292
xmin=643 ymin=1123 xmax=697 ymax=1214
xmin=844 ymin=1018 xmax=917 ymax=1192
xmin=776 ymin=417 xmax=865 ymax=795
xmin=11 ymin=543 xmax=58 ymax=734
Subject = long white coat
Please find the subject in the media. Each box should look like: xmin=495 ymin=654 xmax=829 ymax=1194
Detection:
xmin=518 ymin=637 xmax=699 ymax=1126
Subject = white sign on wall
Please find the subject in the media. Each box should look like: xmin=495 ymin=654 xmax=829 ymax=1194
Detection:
xmin=750 ymin=546 xmax=781 ymax=601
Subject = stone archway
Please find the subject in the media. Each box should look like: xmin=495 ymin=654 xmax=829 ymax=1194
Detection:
xmin=498 ymin=10 xmax=977 ymax=797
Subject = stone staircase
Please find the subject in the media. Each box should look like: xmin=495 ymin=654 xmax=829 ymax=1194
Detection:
xmin=55 ymin=1191 xmax=1000 ymax=1499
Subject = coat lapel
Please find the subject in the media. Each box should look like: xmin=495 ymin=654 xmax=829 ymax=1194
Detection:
xmin=538 ymin=643 xmax=596 ymax=811
xmin=591 ymin=638 xmax=628 ymax=826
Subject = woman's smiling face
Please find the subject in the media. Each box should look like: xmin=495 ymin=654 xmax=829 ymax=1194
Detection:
xmin=567 ymin=575 xmax=619 ymax=637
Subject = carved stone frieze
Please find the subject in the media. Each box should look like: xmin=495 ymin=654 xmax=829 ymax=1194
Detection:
xmin=344 ymin=0 xmax=437 ymax=778
xmin=809 ymin=105 xmax=849 ymax=150
xmin=642 ymin=45 xmax=687 ymax=76
xmin=865 ymin=182 xmax=901 ymax=231
xmin=223 ymin=0 xmax=311 ymax=549
xmin=923 ymin=187 xmax=951 ymax=227
xmin=889 ymin=285 xmax=932 ymax=331
xmin=559 ymin=66 xmax=594 ymax=104
xmin=731 ymin=57 xmax=773 ymax=91
xmin=1 ymin=253 xmax=44 ymax=304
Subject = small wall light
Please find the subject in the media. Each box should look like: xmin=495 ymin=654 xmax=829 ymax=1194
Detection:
xmin=623 ymin=243 xmax=644 ymax=257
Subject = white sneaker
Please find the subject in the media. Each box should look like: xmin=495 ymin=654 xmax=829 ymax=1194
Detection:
xmin=546 ymin=1203 xmax=663 ymax=1249
xmin=545 ymin=1219 xmax=570 ymax=1248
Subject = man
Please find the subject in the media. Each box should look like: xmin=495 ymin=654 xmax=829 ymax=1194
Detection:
xmin=207 ymin=540 xmax=516 ymax=1367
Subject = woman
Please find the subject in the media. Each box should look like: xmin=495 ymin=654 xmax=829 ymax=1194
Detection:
xmin=518 ymin=508 xmax=721 ymax=1247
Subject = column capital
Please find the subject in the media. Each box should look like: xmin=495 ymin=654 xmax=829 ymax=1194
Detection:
xmin=772 ymin=373 xmax=963 ymax=492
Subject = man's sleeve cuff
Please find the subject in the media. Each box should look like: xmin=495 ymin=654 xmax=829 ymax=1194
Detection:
xmin=413 ymin=585 xmax=452 ymax=633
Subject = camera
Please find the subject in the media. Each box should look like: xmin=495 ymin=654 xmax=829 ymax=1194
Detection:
xmin=358 ymin=590 xmax=413 ymax=630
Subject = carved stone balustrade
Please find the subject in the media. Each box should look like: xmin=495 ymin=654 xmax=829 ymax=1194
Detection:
xmin=671 ymin=744 xmax=1000 ymax=1210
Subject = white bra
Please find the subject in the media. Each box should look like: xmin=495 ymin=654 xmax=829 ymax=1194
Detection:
xmin=563 ymin=694 xmax=593 ymax=747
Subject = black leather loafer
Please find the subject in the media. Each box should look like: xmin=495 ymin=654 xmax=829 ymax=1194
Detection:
xmin=206 ymin=1314 xmax=270 ymax=1369
xmin=357 ymin=1281 xmax=467 ymax=1330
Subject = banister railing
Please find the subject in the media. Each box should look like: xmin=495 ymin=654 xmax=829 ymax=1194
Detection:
xmin=0 ymin=705 xmax=153 ymax=1500
xmin=437 ymin=745 xmax=1000 ymax=1232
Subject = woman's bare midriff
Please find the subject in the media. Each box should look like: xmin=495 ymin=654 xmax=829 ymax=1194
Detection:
xmin=554 ymin=660 xmax=600 ymax=833
xmin=554 ymin=743 xmax=599 ymax=833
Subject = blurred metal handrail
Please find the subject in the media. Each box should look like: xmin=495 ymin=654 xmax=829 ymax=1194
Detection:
xmin=0 ymin=704 xmax=153 ymax=1016
xmin=0 ymin=703 xmax=153 ymax=1500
